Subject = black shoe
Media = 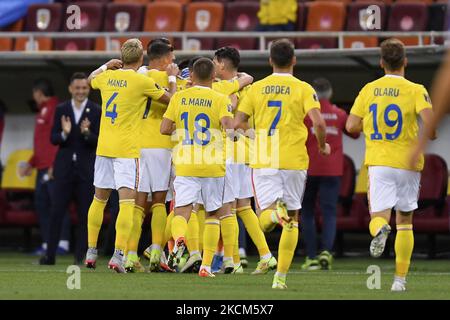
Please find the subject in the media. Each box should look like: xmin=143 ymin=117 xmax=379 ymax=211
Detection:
xmin=39 ymin=256 xmax=55 ymax=265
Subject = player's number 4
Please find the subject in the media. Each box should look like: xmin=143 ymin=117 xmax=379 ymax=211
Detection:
xmin=369 ymin=103 xmax=403 ymax=141
xmin=105 ymin=92 xmax=119 ymax=124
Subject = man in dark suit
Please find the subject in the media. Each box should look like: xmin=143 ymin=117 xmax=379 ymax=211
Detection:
xmin=40 ymin=72 xmax=101 ymax=265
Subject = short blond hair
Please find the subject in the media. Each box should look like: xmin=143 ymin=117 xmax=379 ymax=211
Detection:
xmin=121 ymin=38 xmax=143 ymax=65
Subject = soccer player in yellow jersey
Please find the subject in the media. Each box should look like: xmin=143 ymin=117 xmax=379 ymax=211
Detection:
xmin=160 ymin=58 xmax=234 ymax=277
xmin=235 ymin=39 xmax=330 ymax=289
xmin=213 ymin=46 xmax=277 ymax=275
xmin=117 ymin=39 xmax=179 ymax=273
xmin=346 ymin=39 xmax=435 ymax=291
xmin=84 ymin=39 xmax=171 ymax=273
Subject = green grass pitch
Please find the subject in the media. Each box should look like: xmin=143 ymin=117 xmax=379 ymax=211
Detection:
xmin=0 ymin=253 xmax=449 ymax=300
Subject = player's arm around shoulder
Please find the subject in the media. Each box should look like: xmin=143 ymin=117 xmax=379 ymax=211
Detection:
xmin=88 ymin=59 xmax=123 ymax=87
xmin=236 ymin=72 xmax=254 ymax=90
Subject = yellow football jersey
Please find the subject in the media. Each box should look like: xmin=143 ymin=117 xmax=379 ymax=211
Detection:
xmin=350 ymin=75 xmax=432 ymax=171
xmin=140 ymin=69 xmax=187 ymax=149
xmin=212 ymin=79 xmax=240 ymax=96
xmin=234 ymin=85 xmax=252 ymax=164
xmin=91 ymin=69 xmax=165 ymax=158
xmin=163 ymin=86 xmax=233 ymax=177
xmin=238 ymin=74 xmax=320 ymax=170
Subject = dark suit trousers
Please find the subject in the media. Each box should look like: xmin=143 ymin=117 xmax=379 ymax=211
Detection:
xmin=46 ymin=162 xmax=94 ymax=263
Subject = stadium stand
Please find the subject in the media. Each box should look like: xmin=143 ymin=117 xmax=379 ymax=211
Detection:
xmin=387 ymin=2 xmax=429 ymax=46
xmin=296 ymin=1 xmax=347 ymax=49
xmin=216 ymin=2 xmax=260 ymax=50
xmin=142 ymin=1 xmax=184 ymax=49
xmin=95 ymin=3 xmax=145 ymax=51
xmin=14 ymin=3 xmax=63 ymax=51
xmin=54 ymin=2 xmax=105 ymax=51
xmin=184 ymin=2 xmax=225 ymax=50
xmin=1 ymin=0 xmax=449 ymax=51
xmin=344 ymin=1 xmax=387 ymax=49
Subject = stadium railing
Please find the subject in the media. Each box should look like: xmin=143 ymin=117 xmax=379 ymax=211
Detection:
xmin=0 ymin=31 xmax=449 ymax=51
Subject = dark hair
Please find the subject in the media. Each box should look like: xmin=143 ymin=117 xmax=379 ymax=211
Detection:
xmin=193 ymin=58 xmax=215 ymax=81
xmin=270 ymin=39 xmax=295 ymax=68
xmin=188 ymin=56 xmax=203 ymax=72
xmin=147 ymin=39 xmax=173 ymax=60
xmin=32 ymin=78 xmax=54 ymax=97
xmin=312 ymin=78 xmax=332 ymax=99
xmin=214 ymin=46 xmax=240 ymax=70
xmin=380 ymin=38 xmax=405 ymax=71
xmin=178 ymin=58 xmax=191 ymax=71
xmin=70 ymin=72 xmax=87 ymax=84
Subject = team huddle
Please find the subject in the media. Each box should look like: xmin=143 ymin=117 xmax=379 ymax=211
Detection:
xmin=82 ymin=37 xmax=434 ymax=291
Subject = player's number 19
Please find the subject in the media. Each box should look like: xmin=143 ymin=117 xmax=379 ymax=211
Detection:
xmin=369 ymin=103 xmax=403 ymax=141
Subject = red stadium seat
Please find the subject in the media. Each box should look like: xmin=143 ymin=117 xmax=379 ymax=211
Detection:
xmin=113 ymin=0 xmax=151 ymax=3
xmin=296 ymin=1 xmax=346 ymax=49
xmin=184 ymin=2 xmax=224 ymax=50
xmin=54 ymin=3 xmax=105 ymax=51
xmin=344 ymin=1 xmax=387 ymax=49
xmin=0 ymin=19 xmax=24 ymax=51
xmin=154 ymin=0 xmax=191 ymax=4
xmin=15 ymin=3 xmax=63 ymax=51
xmin=312 ymin=0 xmax=352 ymax=3
xmin=396 ymin=0 xmax=433 ymax=3
xmin=95 ymin=3 xmax=145 ymax=51
xmin=426 ymin=3 xmax=448 ymax=45
xmin=354 ymin=0 xmax=393 ymax=3
xmin=414 ymin=154 xmax=449 ymax=231
xmin=216 ymin=2 xmax=260 ymax=50
xmin=142 ymin=2 xmax=184 ymax=50
xmin=335 ymin=155 xmax=365 ymax=231
xmin=387 ymin=2 xmax=429 ymax=46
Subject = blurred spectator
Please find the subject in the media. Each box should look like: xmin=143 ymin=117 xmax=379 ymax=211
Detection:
xmin=256 ymin=0 xmax=297 ymax=32
xmin=19 ymin=78 xmax=71 ymax=255
xmin=301 ymin=78 xmax=359 ymax=270
xmin=40 ymin=73 xmax=101 ymax=265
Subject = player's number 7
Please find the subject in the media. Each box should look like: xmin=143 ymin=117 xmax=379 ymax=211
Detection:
xmin=106 ymin=92 xmax=119 ymax=124
xmin=268 ymin=100 xmax=282 ymax=136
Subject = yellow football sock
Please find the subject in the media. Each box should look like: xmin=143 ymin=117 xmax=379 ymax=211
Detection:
xmin=233 ymin=213 xmax=240 ymax=264
xmin=127 ymin=205 xmax=145 ymax=255
xmin=197 ymin=207 xmax=206 ymax=251
xmin=115 ymin=200 xmax=135 ymax=251
xmin=238 ymin=206 xmax=271 ymax=257
xmin=171 ymin=215 xmax=188 ymax=241
xmin=259 ymin=208 xmax=277 ymax=232
xmin=220 ymin=215 xmax=236 ymax=259
xmin=87 ymin=196 xmax=107 ymax=248
xmin=151 ymin=203 xmax=167 ymax=247
xmin=186 ymin=211 xmax=199 ymax=253
xmin=395 ymin=224 xmax=414 ymax=278
xmin=369 ymin=216 xmax=389 ymax=237
xmin=202 ymin=219 xmax=220 ymax=267
xmin=277 ymin=222 xmax=299 ymax=274
xmin=163 ymin=210 xmax=174 ymax=247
